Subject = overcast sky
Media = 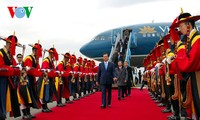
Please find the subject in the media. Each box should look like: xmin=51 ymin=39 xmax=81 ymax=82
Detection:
xmin=0 ymin=0 xmax=200 ymax=61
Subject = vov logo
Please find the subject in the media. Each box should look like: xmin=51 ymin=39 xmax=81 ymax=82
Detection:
xmin=8 ymin=6 xmax=33 ymax=18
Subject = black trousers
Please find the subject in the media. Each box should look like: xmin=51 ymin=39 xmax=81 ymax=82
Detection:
xmin=162 ymin=77 xmax=171 ymax=110
xmin=118 ymin=86 xmax=126 ymax=98
xmin=101 ymin=84 xmax=112 ymax=106
xmin=49 ymin=78 xmax=59 ymax=102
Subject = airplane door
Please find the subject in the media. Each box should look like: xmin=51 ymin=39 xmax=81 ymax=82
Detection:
xmin=111 ymin=28 xmax=121 ymax=45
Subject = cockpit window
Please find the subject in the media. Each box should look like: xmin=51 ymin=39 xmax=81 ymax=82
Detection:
xmin=94 ymin=35 xmax=107 ymax=40
xmin=101 ymin=36 xmax=105 ymax=40
xmin=94 ymin=36 xmax=100 ymax=40
xmin=93 ymin=31 xmax=112 ymax=41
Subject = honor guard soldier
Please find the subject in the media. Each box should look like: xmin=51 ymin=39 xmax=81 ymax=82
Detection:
xmin=74 ymin=57 xmax=84 ymax=97
xmin=56 ymin=53 xmax=71 ymax=104
xmin=0 ymin=35 xmax=21 ymax=119
xmin=88 ymin=60 xmax=94 ymax=93
xmin=159 ymin=36 xmax=173 ymax=114
xmin=154 ymin=45 xmax=163 ymax=104
xmin=155 ymin=41 xmax=171 ymax=113
xmin=72 ymin=54 xmax=82 ymax=99
xmin=70 ymin=54 xmax=79 ymax=100
xmin=39 ymin=47 xmax=64 ymax=113
xmin=150 ymin=49 xmax=158 ymax=101
xmin=86 ymin=60 xmax=93 ymax=94
xmin=170 ymin=12 xmax=200 ymax=120
xmin=163 ymin=32 xmax=184 ymax=120
xmin=64 ymin=53 xmax=74 ymax=101
xmin=144 ymin=55 xmax=151 ymax=92
xmin=23 ymin=43 xmax=43 ymax=118
xmin=83 ymin=58 xmax=88 ymax=95
xmin=91 ymin=60 xmax=98 ymax=91
xmin=16 ymin=47 xmax=35 ymax=119
xmin=156 ymin=39 xmax=167 ymax=108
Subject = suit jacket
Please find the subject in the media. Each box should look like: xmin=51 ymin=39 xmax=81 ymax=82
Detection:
xmin=115 ymin=67 xmax=128 ymax=86
xmin=97 ymin=61 xmax=116 ymax=85
xmin=114 ymin=55 xmax=123 ymax=64
xmin=125 ymin=66 xmax=133 ymax=87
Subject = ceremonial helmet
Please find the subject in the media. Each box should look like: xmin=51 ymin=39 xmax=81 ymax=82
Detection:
xmin=6 ymin=35 xmax=18 ymax=44
xmin=91 ymin=60 xmax=95 ymax=66
xmin=70 ymin=54 xmax=76 ymax=64
xmin=83 ymin=58 xmax=87 ymax=64
xmin=32 ymin=43 xmax=42 ymax=58
xmin=64 ymin=52 xmax=70 ymax=58
xmin=171 ymin=13 xmax=200 ymax=28
xmin=48 ymin=48 xmax=59 ymax=61
xmin=6 ymin=35 xmax=18 ymax=56
xmin=77 ymin=56 xmax=83 ymax=64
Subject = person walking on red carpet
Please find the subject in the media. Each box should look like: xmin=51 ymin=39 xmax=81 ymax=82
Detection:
xmin=97 ymin=53 xmax=117 ymax=108
xmin=115 ymin=61 xmax=128 ymax=100
xmin=124 ymin=61 xmax=133 ymax=96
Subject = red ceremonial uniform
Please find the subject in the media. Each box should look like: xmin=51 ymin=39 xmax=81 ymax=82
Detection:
xmin=0 ymin=48 xmax=15 ymax=76
xmin=23 ymin=54 xmax=42 ymax=77
xmin=56 ymin=60 xmax=70 ymax=98
xmin=175 ymin=30 xmax=200 ymax=72
xmin=41 ymin=57 xmax=57 ymax=77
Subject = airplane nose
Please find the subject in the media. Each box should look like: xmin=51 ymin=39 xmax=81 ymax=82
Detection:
xmin=80 ymin=43 xmax=89 ymax=57
xmin=80 ymin=40 xmax=111 ymax=58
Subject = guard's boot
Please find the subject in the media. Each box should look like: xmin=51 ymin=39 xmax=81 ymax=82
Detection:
xmin=0 ymin=112 xmax=6 ymax=120
xmin=57 ymin=101 xmax=65 ymax=107
xmin=22 ymin=109 xmax=32 ymax=120
xmin=167 ymin=115 xmax=180 ymax=120
xmin=26 ymin=107 xmax=36 ymax=118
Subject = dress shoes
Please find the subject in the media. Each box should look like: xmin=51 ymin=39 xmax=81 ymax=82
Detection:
xmin=154 ymin=100 xmax=161 ymax=103
xmin=73 ymin=98 xmax=79 ymax=101
xmin=107 ymin=105 xmax=111 ymax=108
xmin=59 ymin=103 xmax=66 ymax=106
xmin=22 ymin=115 xmax=32 ymax=120
xmin=0 ymin=113 xmax=6 ymax=120
xmin=152 ymin=97 xmax=157 ymax=100
xmin=118 ymin=97 xmax=121 ymax=101
xmin=180 ymin=109 xmax=187 ymax=117
xmin=28 ymin=114 xmax=36 ymax=118
xmin=66 ymin=100 xmax=73 ymax=104
xmin=162 ymin=108 xmax=172 ymax=113
xmin=157 ymin=103 xmax=165 ymax=107
xmin=47 ymin=108 xmax=52 ymax=112
xmin=100 ymin=105 xmax=106 ymax=109
xmin=57 ymin=103 xmax=65 ymax=107
xmin=167 ymin=115 xmax=180 ymax=120
xmin=42 ymin=109 xmax=52 ymax=113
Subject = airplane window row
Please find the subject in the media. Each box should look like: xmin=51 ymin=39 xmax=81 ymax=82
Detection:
xmin=142 ymin=33 xmax=168 ymax=37
xmin=94 ymin=36 xmax=112 ymax=40
xmin=94 ymin=36 xmax=105 ymax=40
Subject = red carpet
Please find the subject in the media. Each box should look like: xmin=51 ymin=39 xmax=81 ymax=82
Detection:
xmin=35 ymin=89 xmax=171 ymax=120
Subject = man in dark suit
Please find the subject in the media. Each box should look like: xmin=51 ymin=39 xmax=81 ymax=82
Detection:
xmin=97 ymin=53 xmax=116 ymax=108
xmin=124 ymin=61 xmax=133 ymax=96
xmin=114 ymin=52 xmax=123 ymax=64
